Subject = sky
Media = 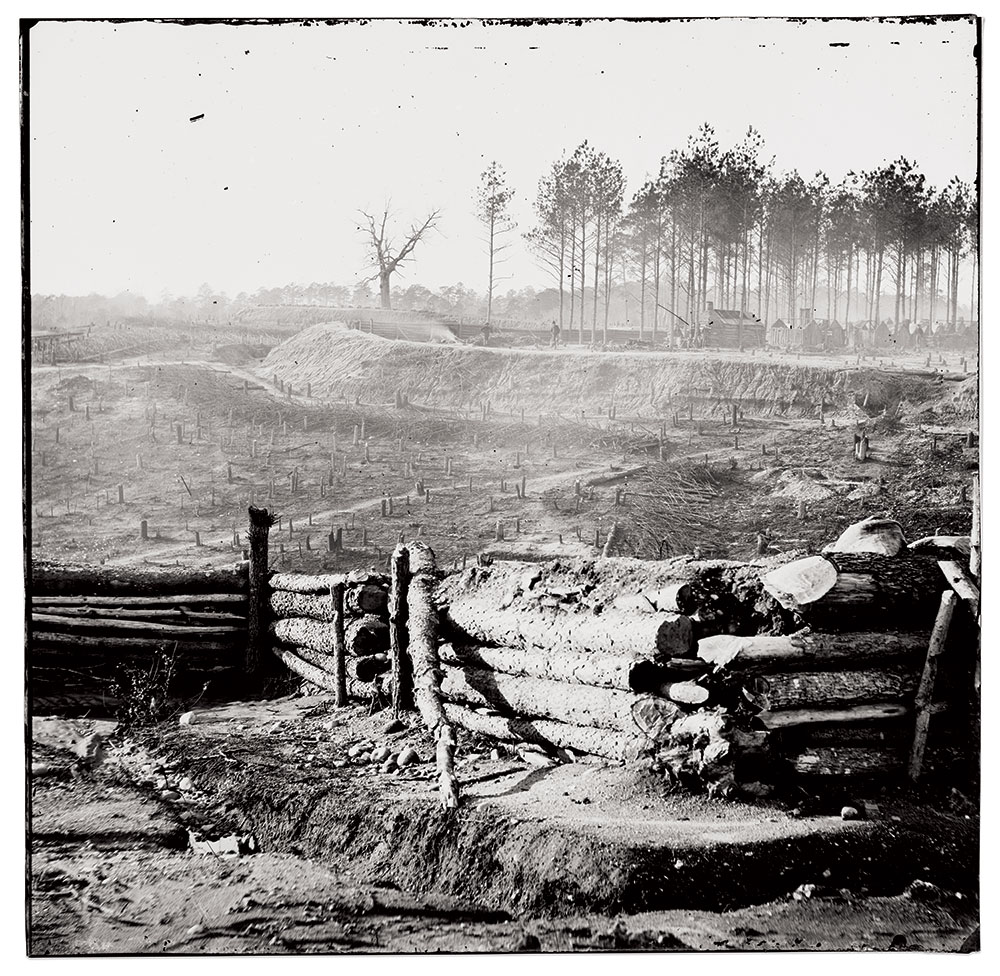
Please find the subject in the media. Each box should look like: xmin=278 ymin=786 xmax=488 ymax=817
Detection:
xmin=26 ymin=16 xmax=979 ymax=302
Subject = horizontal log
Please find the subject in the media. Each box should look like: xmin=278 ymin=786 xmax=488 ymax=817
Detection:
xmin=757 ymin=703 xmax=910 ymax=730
xmin=269 ymin=589 xmax=387 ymax=622
xmin=31 ymin=593 xmax=247 ymax=608
xmin=437 ymin=556 xmax=788 ymax=640
xmin=31 ymin=632 xmax=243 ymax=654
xmin=271 ymin=615 xmax=388 ymax=657
xmin=696 ymin=631 xmax=928 ymax=672
xmin=32 ymin=612 xmax=244 ymax=639
xmin=441 ymin=702 xmax=651 ymax=762
xmin=346 ymin=584 xmax=389 ymax=616
xmin=441 ymin=605 xmax=694 ymax=660
xmin=787 ymin=745 xmax=904 ymax=779
xmin=439 ymin=642 xmax=674 ymax=693
xmin=763 ymin=553 xmax=946 ymax=629
xmin=756 ymin=669 xmax=919 ymax=711
xmin=440 ymin=663 xmax=668 ymax=735
xmin=31 ymin=606 xmax=246 ymax=625
xmin=268 ymin=570 xmax=388 ymax=594
xmin=269 ymin=645 xmax=381 ymax=700
xmin=31 ymin=560 xmax=248 ymax=595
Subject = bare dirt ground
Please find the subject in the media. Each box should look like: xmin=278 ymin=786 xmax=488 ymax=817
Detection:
xmin=30 ymin=704 xmax=979 ymax=955
xmin=27 ymin=319 xmax=980 ymax=954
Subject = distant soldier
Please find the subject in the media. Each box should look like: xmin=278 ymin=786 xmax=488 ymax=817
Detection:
xmin=550 ymin=320 xmax=561 ymax=348
xmin=480 ymin=321 xmax=492 ymax=346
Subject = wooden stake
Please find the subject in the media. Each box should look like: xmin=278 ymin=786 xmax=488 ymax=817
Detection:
xmin=246 ymin=506 xmax=276 ymax=681
xmin=330 ymin=581 xmax=348 ymax=707
xmin=390 ymin=546 xmax=412 ymax=716
xmin=908 ymin=590 xmax=957 ymax=783
xmin=970 ymin=474 xmax=981 ymax=578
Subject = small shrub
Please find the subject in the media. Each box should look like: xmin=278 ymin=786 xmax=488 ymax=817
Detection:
xmin=111 ymin=643 xmax=177 ymax=732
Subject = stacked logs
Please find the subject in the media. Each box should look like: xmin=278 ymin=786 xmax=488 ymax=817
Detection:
xmin=29 ymin=561 xmax=250 ymax=707
xmin=434 ymin=558 xmax=747 ymax=776
xmin=432 ymin=530 xmax=962 ymax=791
xmin=267 ymin=570 xmax=392 ymax=698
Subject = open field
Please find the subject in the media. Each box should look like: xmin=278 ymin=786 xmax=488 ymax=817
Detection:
xmin=29 ymin=320 xmax=978 ymax=572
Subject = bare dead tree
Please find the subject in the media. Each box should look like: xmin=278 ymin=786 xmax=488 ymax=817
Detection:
xmin=357 ymin=205 xmax=442 ymax=309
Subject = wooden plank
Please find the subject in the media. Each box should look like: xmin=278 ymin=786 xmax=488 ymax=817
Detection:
xmin=937 ymin=560 xmax=980 ymax=618
xmin=908 ymin=590 xmax=958 ymax=783
xmin=31 ymin=593 xmax=247 ymax=607
xmin=758 ymin=703 xmax=910 ymax=730
xmin=32 ymin=613 xmax=244 ymax=638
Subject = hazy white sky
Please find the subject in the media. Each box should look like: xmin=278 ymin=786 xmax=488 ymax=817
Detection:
xmin=27 ymin=16 xmax=978 ymax=301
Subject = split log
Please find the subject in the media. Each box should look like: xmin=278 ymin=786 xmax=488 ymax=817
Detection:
xmin=31 ymin=560 xmax=248 ymax=595
xmin=31 ymin=594 xmax=247 ymax=608
xmin=787 ymin=745 xmax=904 ymax=779
xmin=389 ymin=545 xmax=412 ymax=716
xmin=330 ymin=581 xmax=348 ymax=707
xmin=696 ymin=631 xmax=928 ymax=672
xmin=406 ymin=543 xmax=459 ymax=809
xmin=438 ymin=642 xmax=701 ymax=693
xmin=756 ymin=703 xmax=910 ymax=730
xmin=440 ymin=663 xmax=668 ymax=734
xmin=754 ymin=668 xmax=919 ymax=711
xmin=441 ymin=605 xmax=694 ymax=660
xmin=763 ymin=553 xmax=946 ymax=629
xmin=32 ymin=613 xmax=243 ymax=639
xmin=441 ymin=702 xmax=650 ymax=763
xmin=268 ymin=571 xmax=388 ymax=594
xmin=822 ymin=516 xmax=907 ymax=556
xmin=246 ymin=506 xmax=276 ymax=680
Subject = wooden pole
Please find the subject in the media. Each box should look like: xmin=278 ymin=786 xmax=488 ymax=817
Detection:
xmin=246 ymin=506 xmax=277 ymax=681
xmin=389 ymin=545 xmax=412 ymax=717
xmin=970 ymin=474 xmax=981 ymax=578
xmin=330 ymin=581 xmax=348 ymax=706
xmin=908 ymin=590 xmax=957 ymax=783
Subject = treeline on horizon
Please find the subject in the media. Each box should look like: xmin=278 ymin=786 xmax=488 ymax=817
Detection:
xmin=32 ymin=123 xmax=978 ymax=336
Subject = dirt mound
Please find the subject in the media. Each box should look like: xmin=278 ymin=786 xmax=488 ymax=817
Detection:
xmin=258 ymin=325 xmax=848 ymax=416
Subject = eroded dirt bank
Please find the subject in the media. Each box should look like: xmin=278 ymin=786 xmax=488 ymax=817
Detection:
xmin=30 ymin=701 xmax=979 ymax=953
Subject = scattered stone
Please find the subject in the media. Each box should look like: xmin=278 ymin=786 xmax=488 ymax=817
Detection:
xmin=372 ymin=745 xmax=392 ymax=762
xmin=380 ymin=759 xmax=397 ymax=774
xmin=840 ymin=805 xmax=862 ymax=821
xmin=520 ymin=751 xmax=555 ymax=768
xmin=73 ymin=733 xmax=105 ymax=766
xmin=383 ymin=718 xmax=406 ymax=735
xmin=179 ymin=777 xmax=193 ymax=792
xmin=489 ymin=748 xmax=505 ymax=761
xmin=332 ymin=759 xmax=347 ymax=768
xmin=161 ymin=790 xmax=180 ymax=801
xmin=396 ymin=746 xmax=421 ymax=767
xmin=348 ymin=742 xmax=374 ymax=758
xmin=178 ymin=711 xmax=197 ymax=726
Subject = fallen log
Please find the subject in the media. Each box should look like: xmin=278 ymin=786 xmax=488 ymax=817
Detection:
xmin=786 ymin=745 xmax=904 ymax=779
xmin=32 ymin=613 xmax=244 ymax=639
xmin=756 ymin=703 xmax=910 ymax=730
xmin=440 ymin=663 xmax=671 ymax=735
xmin=268 ymin=570 xmax=388 ymax=594
xmin=696 ymin=631 xmax=928 ymax=672
xmin=31 ymin=593 xmax=247 ymax=608
xmin=441 ymin=702 xmax=651 ymax=763
xmin=269 ymin=589 xmax=386 ymax=622
xmin=406 ymin=543 xmax=459 ymax=810
xmin=755 ymin=669 xmax=919 ymax=711
xmin=441 ymin=605 xmax=694 ymax=660
xmin=31 ymin=560 xmax=248 ymax=595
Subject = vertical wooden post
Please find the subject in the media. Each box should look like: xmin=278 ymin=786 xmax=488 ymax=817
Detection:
xmin=246 ymin=506 xmax=277 ymax=681
xmin=140 ymin=519 xmax=148 ymax=540
xmin=970 ymin=474 xmax=981 ymax=579
xmin=330 ymin=580 xmax=348 ymax=707
xmin=390 ymin=545 xmax=412 ymax=717
xmin=117 ymin=484 xmax=124 ymax=504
